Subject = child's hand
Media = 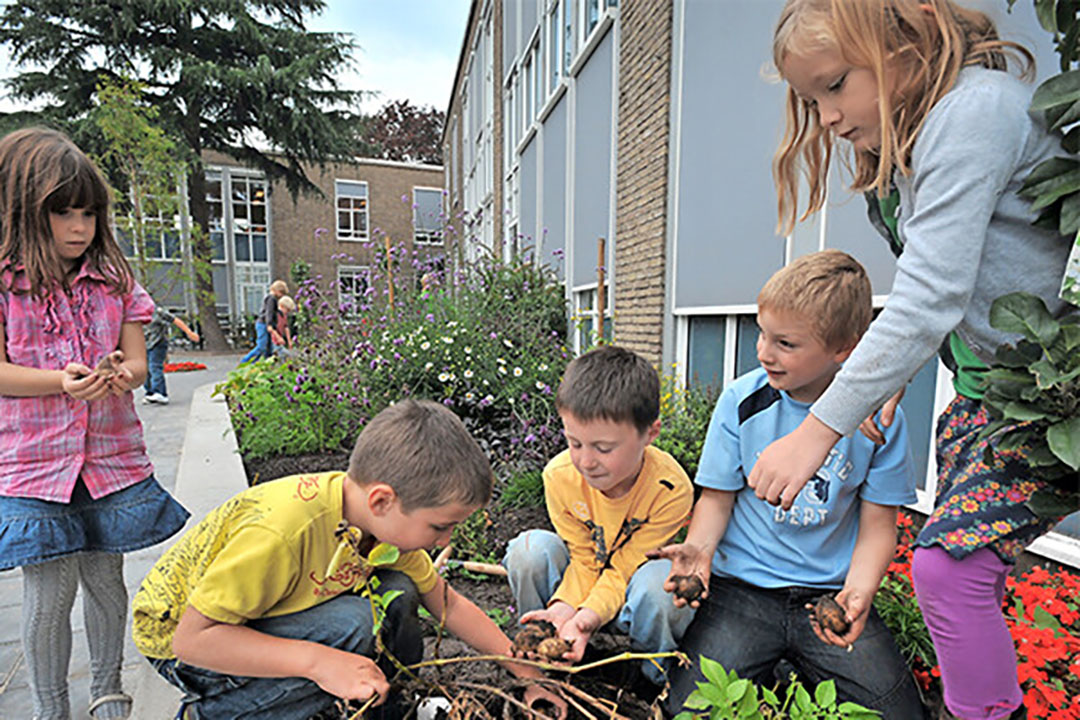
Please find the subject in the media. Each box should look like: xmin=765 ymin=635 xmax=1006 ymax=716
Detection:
xmin=648 ymin=543 xmax=711 ymax=608
xmin=747 ymin=415 xmax=840 ymax=510
xmin=309 ymin=648 xmax=389 ymax=705
xmin=556 ymin=608 xmax=601 ymax=663
xmin=100 ymin=351 xmax=135 ymax=395
xmin=858 ymin=387 xmax=905 ymax=445
xmin=523 ymin=684 xmax=567 ymax=719
xmin=518 ymin=601 xmax=575 ymax=637
xmin=805 ymin=587 xmax=872 ymax=650
xmin=62 ymin=363 xmax=111 ymax=401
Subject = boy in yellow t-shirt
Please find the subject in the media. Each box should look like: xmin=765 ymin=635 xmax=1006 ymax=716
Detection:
xmin=502 ymin=345 xmax=694 ymax=686
xmin=133 ymin=399 xmax=565 ymax=720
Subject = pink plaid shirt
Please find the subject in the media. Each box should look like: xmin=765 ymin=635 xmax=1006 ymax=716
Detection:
xmin=0 ymin=262 xmax=155 ymax=502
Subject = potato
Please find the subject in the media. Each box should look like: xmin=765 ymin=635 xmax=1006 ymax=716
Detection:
xmin=814 ymin=594 xmax=851 ymax=636
xmin=670 ymin=574 xmax=705 ymax=603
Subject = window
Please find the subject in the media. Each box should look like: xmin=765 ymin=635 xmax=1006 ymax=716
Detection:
xmin=585 ymin=0 xmax=601 ymax=37
xmin=548 ymin=0 xmax=562 ymax=94
xmin=337 ymin=265 xmax=370 ymax=316
xmin=230 ymin=176 xmax=268 ymax=264
xmin=336 ymin=180 xmax=369 ymax=241
xmin=574 ymin=286 xmax=612 ymax=352
xmin=206 ymin=171 xmax=226 ymax=262
xmin=413 ymin=187 xmax=444 ymax=244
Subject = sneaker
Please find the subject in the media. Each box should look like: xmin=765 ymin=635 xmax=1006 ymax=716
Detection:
xmin=146 ymin=393 xmax=169 ymax=405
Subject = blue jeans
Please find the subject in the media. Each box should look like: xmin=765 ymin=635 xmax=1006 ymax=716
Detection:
xmin=240 ymin=321 xmax=270 ymax=364
xmin=150 ymin=571 xmax=422 ymax=720
xmin=502 ymin=529 xmax=694 ymax=685
xmin=144 ymin=339 xmax=168 ymax=397
xmin=665 ymin=575 xmax=924 ymax=719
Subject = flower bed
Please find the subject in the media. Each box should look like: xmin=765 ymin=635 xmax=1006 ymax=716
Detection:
xmin=164 ymin=361 xmax=207 ymax=373
xmin=880 ymin=511 xmax=1080 ymax=718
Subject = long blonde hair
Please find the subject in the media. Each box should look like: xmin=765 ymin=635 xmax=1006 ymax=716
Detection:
xmin=772 ymin=0 xmax=1034 ymax=235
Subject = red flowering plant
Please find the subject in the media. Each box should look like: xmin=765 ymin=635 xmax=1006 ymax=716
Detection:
xmin=878 ymin=511 xmax=1080 ymax=718
xmin=164 ymin=361 xmax=207 ymax=373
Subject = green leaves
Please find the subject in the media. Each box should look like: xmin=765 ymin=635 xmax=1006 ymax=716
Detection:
xmin=367 ymin=542 xmax=401 ymax=567
xmin=979 ymin=293 xmax=1080 ymax=516
xmin=989 ymin=293 xmax=1061 ymax=345
xmin=675 ymin=658 xmax=880 ymax=719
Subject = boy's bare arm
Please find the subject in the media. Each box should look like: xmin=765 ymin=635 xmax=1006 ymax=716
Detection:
xmin=172 ymin=316 xmax=200 ymax=343
xmin=172 ymin=605 xmax=389 ymax=704
xmin=812 ymin=500 xmax=897 ymax=648
xmin=649 ymin=488 xmax=734 ymax=608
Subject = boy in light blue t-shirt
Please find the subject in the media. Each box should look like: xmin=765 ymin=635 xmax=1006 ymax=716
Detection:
xmin=655 ymin=251 xmax=923 ymax=717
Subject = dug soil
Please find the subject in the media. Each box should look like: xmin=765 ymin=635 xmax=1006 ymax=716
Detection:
xmin=243 ymin=456 xmax=665 ymax=719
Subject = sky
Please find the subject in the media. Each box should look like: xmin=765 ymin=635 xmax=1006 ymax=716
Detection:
xmin=0 ymin=0 xmax=473 ymax=116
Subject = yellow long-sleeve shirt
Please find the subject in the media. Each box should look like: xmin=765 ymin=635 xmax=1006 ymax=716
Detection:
xmin=544 ymin=445 xmax=692 ymax=625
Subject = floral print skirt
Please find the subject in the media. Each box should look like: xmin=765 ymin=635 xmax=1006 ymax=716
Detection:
xmin=914 ymin=396 xmax=1069 ymax=562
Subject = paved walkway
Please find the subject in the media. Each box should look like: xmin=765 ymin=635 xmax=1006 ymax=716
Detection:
xmin=0 ymin=353 xmax=248 ymax=720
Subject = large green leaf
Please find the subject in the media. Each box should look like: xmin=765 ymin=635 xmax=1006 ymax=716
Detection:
xmin=1063 ymin=125 xmax=1080 ymax=154
xmin=1034 ymin=0 xmax=1059 ymax=34
xmin=700 ymin=656 xmax=727 ymax=689
xmin=1047 ymin=324 xmax=1080 ymax=364
xmin=989 ymin=293 xmax=1061 ymax=345
xmin=366 ymin=542 xmax=400 ymax=567
xmin=815 ymin=680 xmax=837 ymax=707
xmin=1002 ymin=402 xmax=1051 ymax=423
xmin=994 ymin=342 xmax=1045 ymax=368
xmin=1028 ymin=167 xmax=1080 ymax=210
xmin=1048 ymin=417 xmax=1080 ymax=470
xmin=1060 ymin=190 xmax=1080 ymax=235
xmin=1020 ymin=158 xmax=1080 ymax=196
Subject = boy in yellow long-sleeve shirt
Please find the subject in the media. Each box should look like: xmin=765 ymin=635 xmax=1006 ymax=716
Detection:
xmin=502 ymin=345 xmax=694 ymax=686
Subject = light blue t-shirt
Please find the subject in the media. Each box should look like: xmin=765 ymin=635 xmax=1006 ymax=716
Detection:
xmin=697 ymin=368 xmax=918 ymax=589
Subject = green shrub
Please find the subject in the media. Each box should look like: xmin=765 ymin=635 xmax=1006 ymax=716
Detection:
xmin=656 ymin=374 xmax=720 ymax=478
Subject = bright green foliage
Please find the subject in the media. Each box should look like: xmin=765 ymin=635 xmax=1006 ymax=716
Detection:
xmin=93 ymin=75 xmax=188 ymax=301
xmin=979 ymin=292 xmax=1080 ymax=517
xmin=450 ymin=509 xmax=494 ymax=564
xmin=873 ymin=574 xmax=937 ymax=670
xmin=672 ymin=657 xmax=880 ymax=720
xmin=1007 ymin=0 xmax=1080 ymax=233
xmin=655 ymin=374 xmax=720 ymax=479
xmin=499 ymin=470 xmax=545 ymax=509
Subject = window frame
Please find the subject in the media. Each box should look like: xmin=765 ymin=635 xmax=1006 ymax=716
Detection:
xmin=337 ymin=264 xmax=371 ymax=317
xmin=335 ymin=179 xmax=370 ymax=242
xmin=412 ymin=186 xmax=445 ymax=245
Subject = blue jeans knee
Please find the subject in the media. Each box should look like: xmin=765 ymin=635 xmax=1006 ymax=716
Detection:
xmin=502 ymin=529 xmax=569 ymax=615
xmin=619 ymin=559 xmax=695 ymax=684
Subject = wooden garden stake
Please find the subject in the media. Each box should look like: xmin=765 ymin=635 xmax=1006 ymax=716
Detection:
xmin=597 ymin=237 xmax=606 ymax=345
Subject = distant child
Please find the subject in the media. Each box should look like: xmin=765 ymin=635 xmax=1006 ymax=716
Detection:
xmin=0 ymin=128 xmax=190 ymax=720
xmin=655 ymin=251 xmax=923 ymax=716
xmin=502 ymin=345 xmax=694 ymax=686
xmin=239 ymin=279 xmax=287 ymax=364
xmin=752 ymin=3 xmax=1077 ymax=718
xmin=270 ymin=294 xmax=295 ymax=357
xmin=132 ymin=399 xmax=566 ymax=720
xmin=142 ymin=301 xmax=200 ymax=405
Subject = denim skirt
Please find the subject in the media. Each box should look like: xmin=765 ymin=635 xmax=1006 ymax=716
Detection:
xmin=0 ymin=475 xmax=190 ymax=570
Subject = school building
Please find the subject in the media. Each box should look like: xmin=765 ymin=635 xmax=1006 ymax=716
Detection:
xmin=130 ymin=151 xmax=445 ymax=329
xmin=441 ymin=0 xmax=1080 ymax=564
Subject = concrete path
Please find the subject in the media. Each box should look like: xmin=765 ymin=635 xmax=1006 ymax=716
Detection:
xmin=0 ymin=353 xmax=248 ymax=720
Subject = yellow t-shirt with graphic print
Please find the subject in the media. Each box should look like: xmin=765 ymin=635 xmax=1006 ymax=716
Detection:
xmin=132 ymin=471 xmax=437 ymax=659
xmin=545 ymin=445 xmax=692 ymax=626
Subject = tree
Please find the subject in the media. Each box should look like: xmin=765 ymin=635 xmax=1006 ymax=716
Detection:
xmin=0 ymin=0 xmax=367 ymax=349
xmin=364 ymin=99 xmax=445 ymax=165
xmin=93 ymin=75 xmax=188 ymax=304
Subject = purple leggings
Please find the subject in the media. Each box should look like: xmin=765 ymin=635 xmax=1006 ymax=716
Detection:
xmin=912 ymin=545 xmax=1023 ymax=719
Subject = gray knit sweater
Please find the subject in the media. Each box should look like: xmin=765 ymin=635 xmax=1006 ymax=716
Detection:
xmin=813 ymin=66 xmax=1075 ymax=436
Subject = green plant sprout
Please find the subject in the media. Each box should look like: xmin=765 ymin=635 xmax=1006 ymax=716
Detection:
xmin=673 ymin=657 xmax=880 ymax=720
